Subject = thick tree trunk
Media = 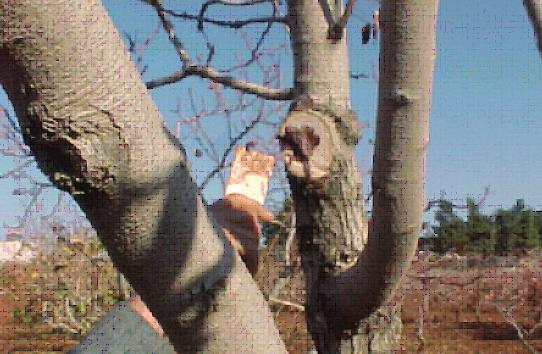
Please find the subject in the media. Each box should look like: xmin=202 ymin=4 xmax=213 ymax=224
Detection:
xmin=0 ymin=1 xmax=286 ymax=353
xmin=283 ymin=0 xmax=437 ymax=352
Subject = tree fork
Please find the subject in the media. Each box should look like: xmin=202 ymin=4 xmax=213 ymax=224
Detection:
xmin=285 ymin=0 xmax=437 ymax=352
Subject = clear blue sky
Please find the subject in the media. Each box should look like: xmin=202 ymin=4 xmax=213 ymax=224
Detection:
xmin=1 ymin=0 xmax=541 ymax=236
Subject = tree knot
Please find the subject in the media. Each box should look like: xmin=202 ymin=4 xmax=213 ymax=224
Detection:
xmin=290 ymin=95 xmax=361 ymax=146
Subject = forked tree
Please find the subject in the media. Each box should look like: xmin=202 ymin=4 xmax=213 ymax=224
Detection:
xmin=0 ymin=0 xmax=439 ymax=352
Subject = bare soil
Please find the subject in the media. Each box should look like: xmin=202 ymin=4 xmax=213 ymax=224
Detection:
xmin=0 ymin=263 xmax=77 ymax=353
xmin=1 ymin=254 xmax=542 ymax=353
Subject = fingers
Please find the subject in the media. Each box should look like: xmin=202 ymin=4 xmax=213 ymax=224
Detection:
xmin=128 ymin=295 xmax=164 ymax=337
xmin=221 ymin=228 xmax=259 ymax=275
xmin=254 ymin=203 xmax=275 ymax=224
xmin=208 ymin=193 xmax=272 ymax=276
xmin=218 ymin=193 xmax=275 ymax=223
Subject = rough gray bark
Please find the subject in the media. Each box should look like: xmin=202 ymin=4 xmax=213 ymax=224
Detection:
xmin=281 ymin=0 xmax=437 ymax=352
xmin=0 ymin=0 xmax=438 ymax=352
xmin=524 ymin=0 xmax=542 ymax=56
xmin=0 ymin=1 xmax=286 ymax=353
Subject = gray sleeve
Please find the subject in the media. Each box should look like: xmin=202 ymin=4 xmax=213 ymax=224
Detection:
xmin=66 ymin=300 xmax=176 ymax=354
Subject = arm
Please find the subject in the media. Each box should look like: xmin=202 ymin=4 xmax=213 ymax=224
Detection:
xmin=117 ymin=193 xmax=273 ymax=340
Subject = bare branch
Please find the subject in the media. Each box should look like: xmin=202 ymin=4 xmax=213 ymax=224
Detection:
xmin=329 ymin=0 xmax=356 ymax=39
xmin=146 ymin=1 xmax=292 ymax=100
xmin=268 ymin=296 xmax=305 ymax=311
xmin=149 ymin=0 xmax=192 ymax=65
xmin=284 ymin=213 xmax=296 ymax=267
xmin=224 ymin=40 xmax=288 ymax=73
xmin=147 ymin=65 xmax=294 ymax=100
xmin=492 ymin=301 xmax=539 ymax=354
xmin=186 ymin=88 xmax=221 ymax=164
xmin=350 ymin=71 xmax=369 ymax=79
xmin=199 ymin=0 xmax=274 ymax=31
xmin=164 ymin=9 xmax=288 ymax=29
xmin=198 ymin=107 xmax=265 ymax=191
xmin=195 ymin=0 xmax=284 ymax=65
xmin=524 ymin=0 xmax=542 ymax=57
xmin=0 ymin=159 xmax=33 ymax=179
xmin=424 ymin=186 xmax=491 ymax=212
xmin=123 ymin=22 xmax=161 ymax=75
xmin=202 ymin=0 xmax=271 ymax=8
xmin=221 ymin=2 xmax=284 ymax=73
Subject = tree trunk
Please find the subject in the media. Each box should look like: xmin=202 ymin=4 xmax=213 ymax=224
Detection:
xmin=283 ymin=0 xmax=438 ymax=352
xmin=0 ymin=1 xmax=286 ymax=352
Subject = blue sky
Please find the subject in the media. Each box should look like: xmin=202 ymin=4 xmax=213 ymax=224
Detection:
xmin=1 ymin=0 xmax=541 ymax=236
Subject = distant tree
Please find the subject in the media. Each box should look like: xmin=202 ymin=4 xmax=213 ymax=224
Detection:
xmin=495 ymin=212 xmax=511 ymax=256
xmin=521 ymin=209 xmax=540 ymax=250
xmin=464 ymin=198 xmax=495 ymax=255
xmin=536 ymin=211 xmax=542 ymax=246
xmin=495 ymin=199 xmax=540 ymax=255
xmin=431 ymin=198 xmax=540 ymax=256
xmin=431 ymin=199 xmax=467 ymax=254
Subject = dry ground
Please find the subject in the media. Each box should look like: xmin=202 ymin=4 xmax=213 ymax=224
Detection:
xmin=1 ymin=253 xmax=541 ymax=353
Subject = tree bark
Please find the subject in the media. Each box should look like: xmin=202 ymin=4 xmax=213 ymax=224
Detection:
xmin=0 ymin=1 xmax=286 ymax=352
xmin=524 ymin=0 xmax=542 ymax=57
xmin=282 ymin=0 xmax=437 ymax=352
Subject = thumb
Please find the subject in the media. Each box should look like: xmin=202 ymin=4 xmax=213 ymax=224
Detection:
xmin=254 ymin=203 xmax=275 ymax=224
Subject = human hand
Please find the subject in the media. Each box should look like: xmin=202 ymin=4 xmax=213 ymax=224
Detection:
xmin=128 ymin=193 xmax=274 ymax=337
xmin=208 ymin=193 xmax=274 ymax=275
xmin=128 ymin=295 xmax=165 ymax=337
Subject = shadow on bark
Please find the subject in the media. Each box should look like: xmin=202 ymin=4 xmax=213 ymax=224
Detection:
xmin=0 ymin=68 xmax=236 ymax=350
xmin=77 ymin=128 xmax=237 ymax=352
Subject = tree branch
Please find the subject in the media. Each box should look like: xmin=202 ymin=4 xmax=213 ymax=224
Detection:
xmin=221 ymin=1 xmax=284 ymax=73
xmin=268 ymin=297 xmax=305 ymax=311
xmin=312 ymin=0 xmax=438 ymax=331
xmin=198 ymin=107 xmax=265 ymax=191
xmin=147 ymin=65 xmax=294 ymax=100
xmin=424 ymin=186 xmax=491 ymax=211
xmin=524 ymin=0 xmax=542 ymax=57
xmin=150 ymin=0 xmax=192 ymax=65
xmin=349 ymin=71 xmax=369 ymax=79
xmin=146 ymin=1 xmax=293 ymax=100
xmin=199 ymin=0 xmax=274 ymax=30
xmin=165 ymin=9 xmax=288 ymax=30
xmin=492 ymin=302 xmax=539 ymax=354
xmin=329 ymin=0 xmax=356 ymax=39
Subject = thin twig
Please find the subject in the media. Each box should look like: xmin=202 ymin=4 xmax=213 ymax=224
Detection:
xmin=150 ymin=0 xmax=192 ymax=65
xmin=165 ymin=9 xmax=288 ymax=29
xmin=199 ymin=0 xmax=274 ymax=31
xmin=198 ymin=107 xmax=265 ymax=191
xmin=424 ymin=186 xmax=491 ymax=212
xmin=268 ymin=297 xmax=305 ymax=311
xmin=493 ymin=302 xmax=539 ymax=354
xmin=221 ymin=2 xmax=283 ymax=73
xmin=0 ymin=160 xmax=33 ymax=179
xmin=350 ymin=71 xmax=369 ymax=79
xmin=284 ymin=213 xmax=296 ymax=267
xmin=146 ymin=1 xmax=293 ymax=100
